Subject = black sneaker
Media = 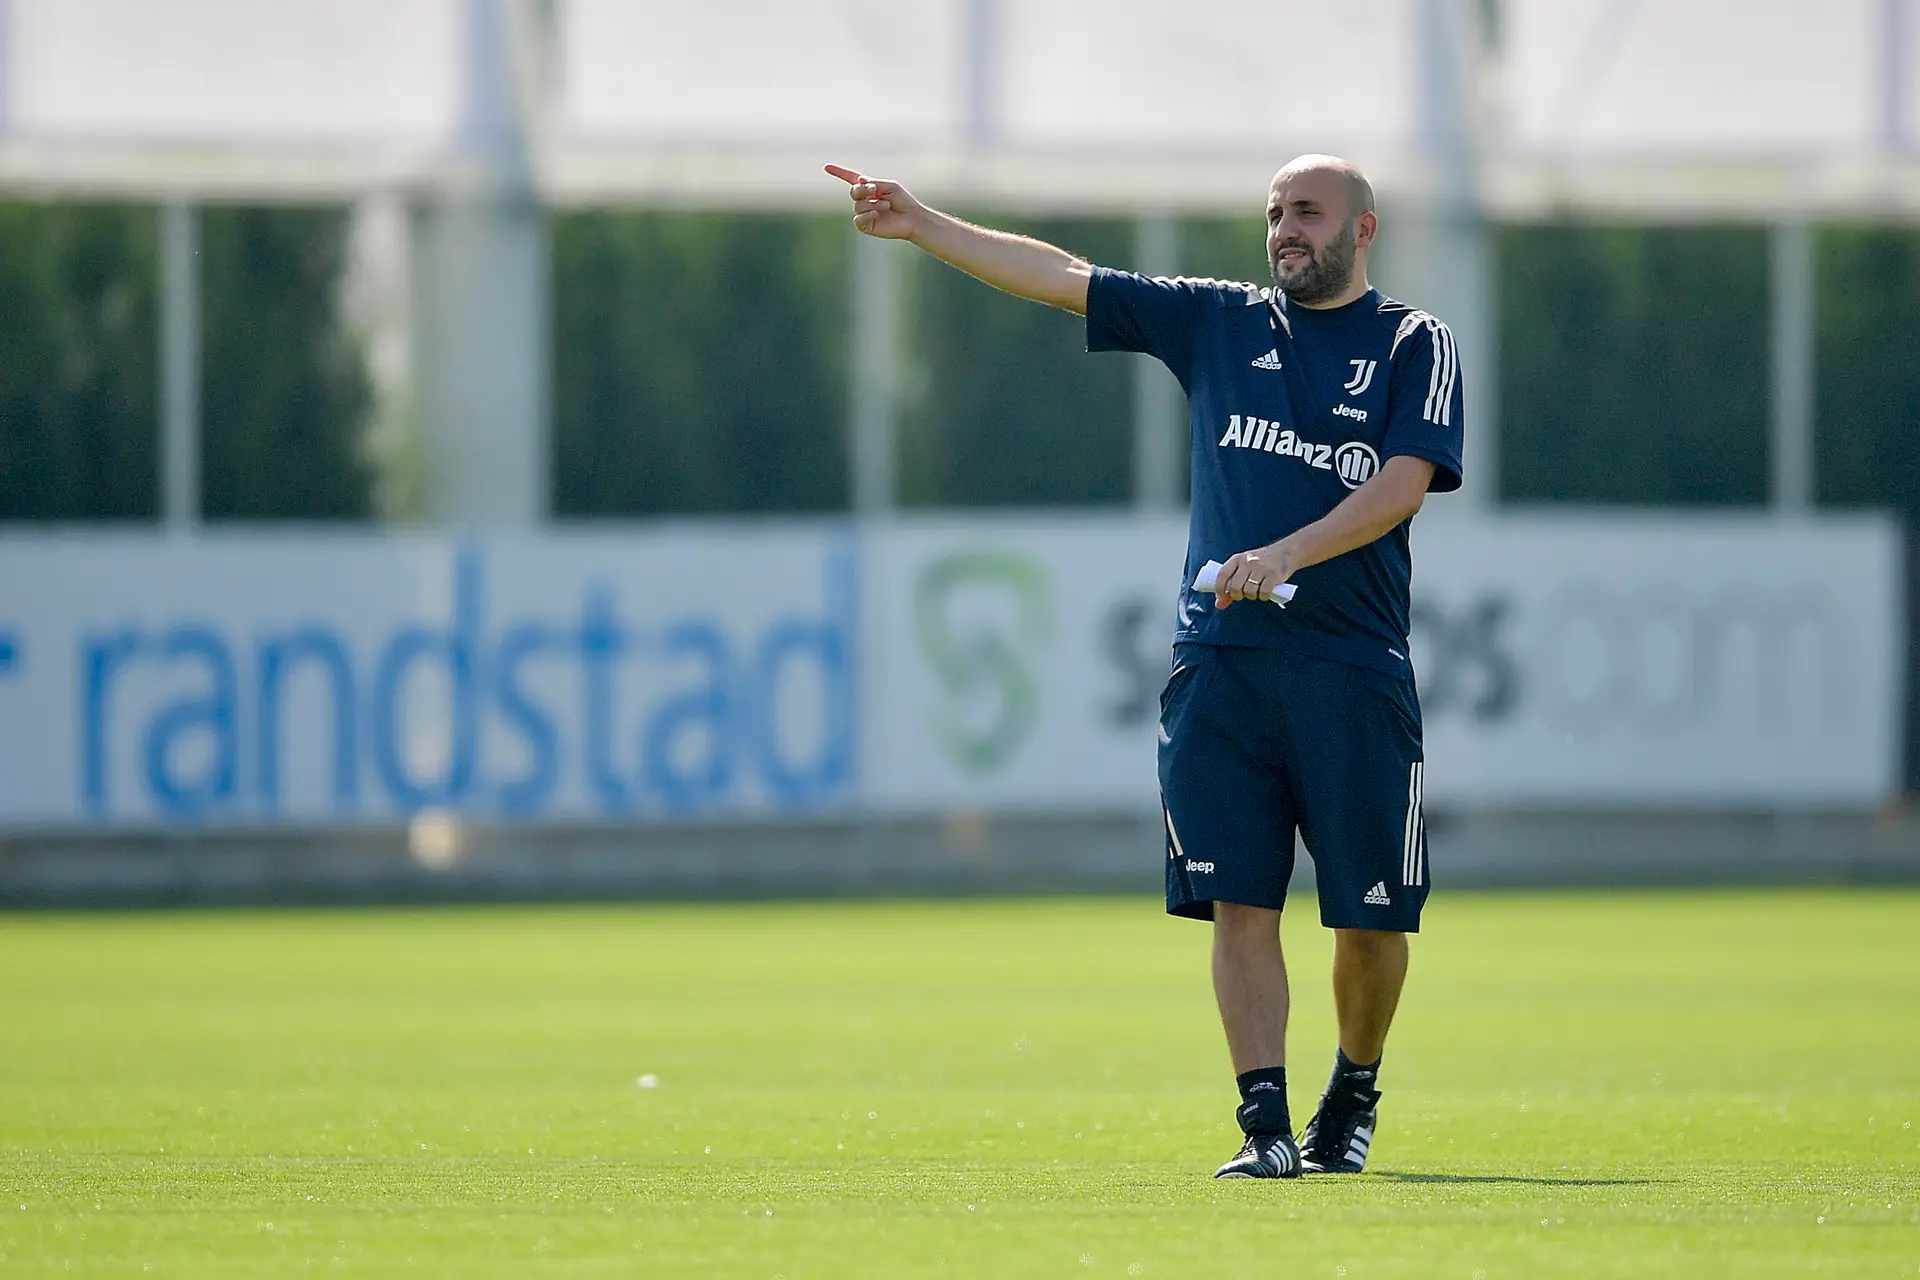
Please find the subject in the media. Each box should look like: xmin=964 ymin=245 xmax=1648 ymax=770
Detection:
xmin=1214 ymin=1130 xmax=1301 ymax=1179
xmin=1298 ymin=1082 xmax=1381 ymax=1174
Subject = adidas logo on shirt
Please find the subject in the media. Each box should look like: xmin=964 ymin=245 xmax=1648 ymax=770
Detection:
xmin=1364 ymin=882 xmax=1392 ymax=905
xmin=1250 ymin=349 xmax=1283 ymax=370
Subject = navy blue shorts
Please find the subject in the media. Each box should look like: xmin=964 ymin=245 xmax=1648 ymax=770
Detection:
xmin=1158 ymin=643 xmax=1430 ymax=932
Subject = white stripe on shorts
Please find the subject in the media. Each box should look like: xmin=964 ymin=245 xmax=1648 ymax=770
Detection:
xmin=1401 ymin=761 xmax=1425 ymax=886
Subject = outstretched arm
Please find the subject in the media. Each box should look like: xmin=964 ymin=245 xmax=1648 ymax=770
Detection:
xmin=825 ymin=164 xmax=1093 ymax=315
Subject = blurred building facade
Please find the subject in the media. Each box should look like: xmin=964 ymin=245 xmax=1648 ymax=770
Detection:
xmin=1 ymin=0 xmax=1917 ymax=899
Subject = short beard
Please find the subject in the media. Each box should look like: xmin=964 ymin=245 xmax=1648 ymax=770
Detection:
xmin=1273 ymin=217 xmax=1358 ymax=306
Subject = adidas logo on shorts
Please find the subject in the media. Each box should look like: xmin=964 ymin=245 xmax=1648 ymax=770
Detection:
xmin=1250 ymin=348 xmax=1283 ymax=370
xmin=1363 ymin=881 xmax=1391 ymax=905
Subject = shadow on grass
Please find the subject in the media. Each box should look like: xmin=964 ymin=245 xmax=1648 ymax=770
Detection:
xmin=1371 ymin=1172 xmax=1657 ymax=1187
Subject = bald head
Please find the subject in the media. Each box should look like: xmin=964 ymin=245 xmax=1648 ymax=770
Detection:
xmin=1266 ymin=154 xmax=1378 ymax=308
xmin=1273 ymin=154 xmax=1375 ymax=221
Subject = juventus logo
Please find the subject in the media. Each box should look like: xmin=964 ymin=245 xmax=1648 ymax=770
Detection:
xmin=1343 ymin=359 xmax=1377 ymax=395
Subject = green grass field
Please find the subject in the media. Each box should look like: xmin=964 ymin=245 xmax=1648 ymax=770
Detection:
xmin=2 ymin=890 xmax=1916 ymax=1277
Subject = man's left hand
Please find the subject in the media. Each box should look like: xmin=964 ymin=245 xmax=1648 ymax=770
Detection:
xmin=1214 ymin=542 xmax=1297 ymax=608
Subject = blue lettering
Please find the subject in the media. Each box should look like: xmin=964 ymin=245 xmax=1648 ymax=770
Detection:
xmin=753 ymin=543 xmax=857 ymax=809
xmin=643 ymin=621 xmax=734 ymax=813
xmin=492 ymin=621 xmax=561 ymax=816
xmin=372 ymin=545 xmax=482 ymax=811
xmin=256 ymin=627 xmax=357 ymax=815
xmin=80 ymin=629 xmax=142 ymax=815
xmin=62 ymin=535 xmax=867 ymax=827
xmin=141 ymin=625 xmax=238 ymax=819
xmin=578 ymin=586 xmax=635 ymax=813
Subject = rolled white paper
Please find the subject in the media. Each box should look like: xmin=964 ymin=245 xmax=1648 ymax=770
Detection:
xmin=1194 ymin=560 xmax=1297 ymax=605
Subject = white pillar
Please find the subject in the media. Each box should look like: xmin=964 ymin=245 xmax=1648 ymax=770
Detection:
xmin=0 ymin=0 xmax=12 ymax=138
xmin=342 ymin=192 xmax=418 ymax=522
xmin=1132 ymin=214 xmax=1184 ymax=511
xmin=962 ymin=0 xmax=999 ymax=146
xmin=416 ymin=199 xmax=547 ymax=525
xmin=1885 ymin=0 xmax=1911 ymax=152
xmin=1769 ymin=221 xmax=1816 ymax=511
xmin=1378 ymin=0 xmax=1495 ymax=512
xmin=850 ymin=235 xmax=899 ymax=514
xmin=415 ymin=0 xmax=546 ymax=527
xmin=159 ymin=201 xmax=200 ymax=532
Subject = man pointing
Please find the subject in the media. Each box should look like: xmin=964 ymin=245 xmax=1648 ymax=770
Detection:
xmin=828 ymin=157 xmax=1462 ymax=1179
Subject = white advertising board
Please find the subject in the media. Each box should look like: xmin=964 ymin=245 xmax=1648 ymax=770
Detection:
xmin=865 ymin=513 xmax=1905 ymax=811
xmin=0 ymin=530 xmax=857 ymax=827
xmin=0 ymin=513 xmax=1901 ymax=829
xmin=1411 ymin=515 xmax=1904 ymax=804
xmin=861 ymin=516 xmax=1185 ymax=812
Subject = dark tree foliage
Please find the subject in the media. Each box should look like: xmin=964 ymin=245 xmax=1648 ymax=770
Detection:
xmin=199 ymin=205 xmax=372 ymax=520
xmin=551 ymin=211 xmax=849 ymax=516
xmin=1816 ymin=227 xmax=1920 ymax=515
xmin=0 ymin=202 xmax=158 ymax=521
xmin=1498 ymin=223 xmax=1770 ymax=505
xmin=1179 ymin=216 xmax=1270 ymax=286
xmin=898 ymin=216 xmax=1132 ymax=508
xmin=1814 ymin=227 xmax=1920 ymax=792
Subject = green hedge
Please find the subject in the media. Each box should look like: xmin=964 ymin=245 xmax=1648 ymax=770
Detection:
xmin=550 ymin=210 xmax=849 ymax=516
xmin=0 ymin=201 xmax=371 ymax=522
xmin=898 ymin=215 xmax=1133 ymax=508
xmin=4 ymin=205 xmax=1916 ymax=524
xmin=0 ymin=202 xmax=159 ymax=520
xmin=1498 ymin=223 xmax=1771 ymax=506
xmin=1816 ymin=227 xmax=1920 ymax=511
xmin=199 ymin=205 xmax=371 ymax=520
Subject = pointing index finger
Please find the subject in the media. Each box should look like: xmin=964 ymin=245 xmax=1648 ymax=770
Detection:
xmin=824 ymin=163 xmax=863 ymax=186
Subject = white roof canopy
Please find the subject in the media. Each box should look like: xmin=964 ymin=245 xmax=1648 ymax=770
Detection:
xmin=1 ymin=0 xmax=1914 ymax=216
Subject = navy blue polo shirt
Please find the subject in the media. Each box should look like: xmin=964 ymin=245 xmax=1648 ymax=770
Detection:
xmin=1088 ymin=269 xmax=1465 ymax=677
